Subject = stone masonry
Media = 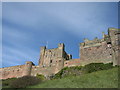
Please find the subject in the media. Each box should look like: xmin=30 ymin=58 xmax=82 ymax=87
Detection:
xmin=0 ymin=28 xmax=120 ymax=79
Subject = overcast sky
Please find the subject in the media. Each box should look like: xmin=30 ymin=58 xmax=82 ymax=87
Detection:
xmin=2 ymin=2 xmax=118 ymax=67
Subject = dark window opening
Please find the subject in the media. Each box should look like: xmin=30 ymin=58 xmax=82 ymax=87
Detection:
xmin=115 ymin=33 xmax=120 ymax=35
xmin=107 ymin=42 xmax=111 ymax=44
xmin=59 ymin=60 xmax=61 ymax=62
xmin=66 ymin=63 xmax=67 ymax=64
xmin=110 ymin=54 xmax=112 ymax=55
xmin=43 ymin=65 xmax=45 ymax=67
xmin=50 ymin=60 xmax=52 ymax=63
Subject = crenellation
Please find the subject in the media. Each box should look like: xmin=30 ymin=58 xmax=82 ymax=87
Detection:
xmin=1 ymin=28 xmax=120 ymax=80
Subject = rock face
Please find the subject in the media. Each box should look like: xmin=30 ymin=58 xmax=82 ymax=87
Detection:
xmin=0 ymin=28 xmax=120 ymax=79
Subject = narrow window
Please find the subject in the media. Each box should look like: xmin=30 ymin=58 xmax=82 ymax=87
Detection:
xmin=50 ymin=60 xmax=52 ymax=63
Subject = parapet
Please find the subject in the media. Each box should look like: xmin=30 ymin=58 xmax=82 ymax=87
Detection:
xmin=81 ymin=37 xmax=102 ymax=48
xmin=58 ymin=43 xmax=65 ymax=47
xmin=108 ymin=28 xmax=119 ymax=31
xmin=108 ymin=28 xmax=119 ymax=35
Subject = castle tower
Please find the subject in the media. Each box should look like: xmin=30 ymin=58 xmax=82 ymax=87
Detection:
xmin=54 ymin=43 xmax=65 ymax=73
xmin=38 ymin=43 xmax=65 ymax=67
xmin=108 ymin=28 xmax=120 ymax=66
xmin=58 ymin=43 xmax=65 ymax=57
xmin=38 ymin=43 xmax=71 ymax=73
xmin=23 ymin=61 xmax=33 ymax=76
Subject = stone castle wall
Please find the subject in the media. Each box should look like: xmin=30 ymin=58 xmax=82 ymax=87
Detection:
xmin=80 ymin=40 xmax=113 ymax=64
xmin=31 ymin=65 xmax=56 ymax=78
xmin=0 ymin=61 xmax=35 ymax=79
xmin=0 ymin=65 xmax=26 ymax=79
xmin=108 ymin=28 xmax=120 ymax=65
xmin=0 ymin=28 xmax=119 ymax=80
xmin=64 ymin=59 xmax=81 ymax=67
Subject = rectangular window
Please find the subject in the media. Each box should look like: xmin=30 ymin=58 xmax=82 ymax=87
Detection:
xmin=50 ymin=60 xmax=52 ymax=63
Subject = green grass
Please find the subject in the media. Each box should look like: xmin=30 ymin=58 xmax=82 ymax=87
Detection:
xmin=28 ymin=68 xmax=118 ymax=88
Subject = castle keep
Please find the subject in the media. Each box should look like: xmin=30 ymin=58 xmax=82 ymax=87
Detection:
xmin=0 ymin=28 xmax=120 ymax=79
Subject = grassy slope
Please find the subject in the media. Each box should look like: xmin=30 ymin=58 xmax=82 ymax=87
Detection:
xmin=28 ymin=68 xmax=118 ymax=88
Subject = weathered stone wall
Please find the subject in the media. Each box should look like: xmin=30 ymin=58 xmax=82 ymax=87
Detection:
xmin=63 ymin=58 xmax=108 ymax=67
xmin=108 ymin=28 xmax=120 ymax=66
xmin=31 ymin=65 xmax=56 ymax=78
xmin=80 ymin=41 xmax=113 ymax=64
xmin=39 ymin=43 xmax=70 ymax=67
xmin=64 ymin=59 xmax=81 ymax=67
xmin=40 ymin=48 xmax=59 ymax=67
xmin=38 ymin=43 xmax=71 ymax=75
xmin=0 ymin=61 xmax=34 ymax=79
xmin=0 ymin=65 xmax=26 ymax=79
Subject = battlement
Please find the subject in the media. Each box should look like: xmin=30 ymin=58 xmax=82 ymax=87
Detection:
xmin=80 ymin=28 xmax=119 ymax=48
xmin=108 ymin=28 xmax=120 ymax=31
xmin=80 ymin=38 xmax=104 ymax=48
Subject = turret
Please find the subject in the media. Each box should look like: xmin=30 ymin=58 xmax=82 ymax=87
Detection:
xmin=57 ymin=43 xmax=65 ymax=58
xmin=58 ymin=43 xmax=65 ymax=50
xmin=39 ymin=46 xmax=46 ymax=66
xmin=40 ymin=46 xmax=46 ymax=52
xmin=23 ymin=61 xmax=34 ymax=76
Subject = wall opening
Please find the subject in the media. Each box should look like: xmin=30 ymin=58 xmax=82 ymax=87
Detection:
xmin=107 ymin=42 xmax=111 ymax=44
xmin=50 ymin=60 xmax=52 ymax=63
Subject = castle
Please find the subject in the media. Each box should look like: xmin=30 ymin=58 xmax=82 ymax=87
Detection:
xmin=0 ymin=28 xmax=120 ymax=79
